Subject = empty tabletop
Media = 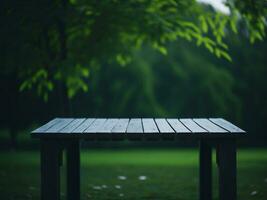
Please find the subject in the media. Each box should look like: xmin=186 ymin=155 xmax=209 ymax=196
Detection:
xmin=31 ymin=118 xmax=245 ymax=139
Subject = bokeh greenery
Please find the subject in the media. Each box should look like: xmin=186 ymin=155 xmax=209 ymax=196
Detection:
xmin=0 ymin=2 xmax=267 ymax=199
xmin=0 ymin=0 xmax=266 ymax=146
xmin=2 ymin=0 xmax=266 ymax=98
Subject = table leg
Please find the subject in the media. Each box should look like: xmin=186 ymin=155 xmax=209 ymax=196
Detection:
xmin=216 ymin=139 xmax=237 ymax=200
xmin=66 ymin=140 xmax=80 ymax=200
xmin=199 ymin=140 xmax=212 ymax=200
xmin=41 ymin=139 xmax=61 ymax=200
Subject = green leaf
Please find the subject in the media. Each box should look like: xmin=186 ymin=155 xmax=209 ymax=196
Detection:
xmin=19 ymin=81 xmax=30 ymax=91
xmin=157 ymin=46 xmax=168 ymax=55
xmin=204 ymin=43 xmax=214 ymax=53
xmin=218 ymin=42 xmax=228 ymax=50
xmin=230 ymin=17 xmax=238 ymax=34
xmin=152 ymin=42 xmax=168 ymax=55
xmin=207 ymin=17 xmax=215 ymax=30
xmin=81 ymin=68 xmax=90 ymax=77
xmin=47 ymin=81 xmax=54 ymax=91
xmin=116 ymin=54 xmax=132 ymax=66
xmin=215 ymin=48 xmax=221 ymax=58
xmin=196 ymin=37 xmax=203 ymax=46
xmin=81 ymin=83 xmax=88 ymax=92
xmin=220 ymin=50 xmax=232 ymax=62
xmin=199 ymin=16 xmax=208 ymax=33
xmin=68 ymin=88 xmax=75 ymax=99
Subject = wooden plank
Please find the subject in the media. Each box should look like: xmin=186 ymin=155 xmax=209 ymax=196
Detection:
xmin=209 ymin=118 xmax=245 ymax=133
xmin=217 ymin=140 xmax=237 ymax=200
xmin=41 ymin=139 xmax=61 ymax=200
xmin=97 ymin=118 xmax=119 ymax=133
xmin=126 ymin=118 xmax=143 ymax=133
xmin=194 ymin=118 xmax=227 ymax=133
xmin=32 ymin=117 xmax=244 ymax=138
xmin=59 ymin=118 xmax=86 ymax=133
xmin=84 ymin=118 xmax=107 ymax=133
xmin=167 ymin=119 xmax=191 ymax=133
xmin=32 ymin=118 xmax=62 ymax=133
xmin=72 ymin=118 xmax=95 ymax=133
xmin=112 ymin=118 xmax=129 ymax=133
xmin=142 ymin=118 xmax=159 ymax=133
xmin=179 ymin=118 xmax=207 ymax=133
xmin=126 ymin=118 xmax=143 ymax=140
xmin=45 ymin=118 xmax=74 ymax=133
xmin=155 ymin=118 xmax=174 ymax=133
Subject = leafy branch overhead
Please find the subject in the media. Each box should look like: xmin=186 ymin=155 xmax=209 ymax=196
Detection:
xmin=2 ymin=0 xmax=266 ymax=100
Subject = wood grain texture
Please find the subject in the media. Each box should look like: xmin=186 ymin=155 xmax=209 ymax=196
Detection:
xmin=45 ymin=118 xmax=74 ymax=133
xmin=180 ymin=119 xmax=207 ymax=133
xmin=97 ymin=118 xmax=119 ymax=133
xmin=32 ymin=118 xmax=62 ymax=133
xmin=59 ymin=118 xmax=86 ymax=133
xmin=167 ymin=119 xmax=191 ymax=133
xmin=31 ymin=118 xmax=245 ymax=138
xmin=209 ymin=118 xmax=245 ymax=133
xmin=193 ymin=118 xmax=227 ymax=133
xmin=112 ymin=118 xmax=129 ymax=133
xmin=155 ymin=118 xmax=174 ymax=133
xmin=72 ymin=118 xmax=95 ymax=133
xmin=84 ymin=118 xmax=106 ymax=133
xmin=126 ymin=118 xmax=143 ymax=133
xmin=142 ymin=118 xmax=159 ymax=133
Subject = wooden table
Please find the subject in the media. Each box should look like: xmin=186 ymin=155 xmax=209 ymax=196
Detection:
xmin=31 ymin=118 xmax=245 ymax=200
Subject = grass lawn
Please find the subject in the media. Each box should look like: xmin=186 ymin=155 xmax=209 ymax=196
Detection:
xmin=0 ymin=148 xmax=267 ymax=200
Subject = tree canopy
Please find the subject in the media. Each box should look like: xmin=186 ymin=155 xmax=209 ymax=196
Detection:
xmin=1 ymin=0 xmax=266 ymax=100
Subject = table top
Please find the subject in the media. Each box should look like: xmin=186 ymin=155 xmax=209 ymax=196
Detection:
xmin=31 ymin=118 xmax=245 ymax=139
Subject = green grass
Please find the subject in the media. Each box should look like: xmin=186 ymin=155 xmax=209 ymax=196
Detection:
xmin=0 ymin=149 xmax=267 ymax=200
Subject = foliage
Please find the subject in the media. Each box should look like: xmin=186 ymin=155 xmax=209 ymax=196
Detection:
xmin=1 ymin=0 xmax=266 ymax=100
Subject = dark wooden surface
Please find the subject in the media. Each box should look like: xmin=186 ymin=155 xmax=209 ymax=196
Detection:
xmin=66 ymin=140 xmax=80 ymax=200
xmin=199 ymin=140 xmax=212 ymax=200
xmin=32 ymin=118 xmax=245 ymax=139
xmin=41 ymin=139 xmax=61 ymax=200
xmin=217 ymin=139 xmax=237 ymax=200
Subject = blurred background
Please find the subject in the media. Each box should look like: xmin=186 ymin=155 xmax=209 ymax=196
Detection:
xmin=0 ymin=0 xmax=266 ymax=199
